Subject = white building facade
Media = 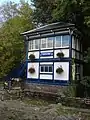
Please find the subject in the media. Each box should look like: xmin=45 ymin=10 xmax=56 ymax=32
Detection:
xmin=21 ymin=22 xmax=83 ymax=85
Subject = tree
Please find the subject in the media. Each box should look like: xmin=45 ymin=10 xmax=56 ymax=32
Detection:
xmin=31 ymin=0 xmax=56 ymax=25
xmin=32 ymin=0 xmax=90 ymax=49
xmin=0 ymin=1 xmax=33 ymax=78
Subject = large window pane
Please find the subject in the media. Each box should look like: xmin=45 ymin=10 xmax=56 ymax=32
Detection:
xmin=40 ymin=65 xmax=53 ymax=73
xmin=45 ymin=66 xmax=48 ymax=72
xmin=29 ymin=40 xmax=34 ymax=50
xmin=47 ymin=37 xmax=53 ymax=48
xmin=41 ymin=38 xmax=46 ymax=48
xmin=62 ymin=35 xmax=69 ymax=47
xmin=49 ymin=66 xmax=52 ymax=72
xmin=35 ymin=39 xmax=39 ymax=49
xmin=55 ymin=36 xmax=61 ymax=47
xmin=41 ymin=66 xmax=44 ymax=72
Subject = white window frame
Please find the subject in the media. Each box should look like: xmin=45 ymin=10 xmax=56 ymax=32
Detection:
xmin=41 ymin=37 xmax=53 ymax=49
xmin=62 ymin=35 xmax=70 ymax=47
xmin=29 ymin=39 xmax=39 ymax=50
xmin=55 ymin=35 xmax=70 ymax=48
xmin=47 ymin=37 xmax=53 ymax=48
xmin=41 ymin=38 xmax=47 ymax=49
xmin=40 ymin=65 xmax=53 ymax=73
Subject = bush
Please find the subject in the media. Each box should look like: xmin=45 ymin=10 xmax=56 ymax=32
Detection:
xmin=57 ymin=52 xmax=64 ymax=58
xmin=29 ymin=54 xmax=35 ymax=61
xmin=28 ymin=67 xmax=35 ymax=74
xmin=56 ymin=66 xmax=63 ymax=74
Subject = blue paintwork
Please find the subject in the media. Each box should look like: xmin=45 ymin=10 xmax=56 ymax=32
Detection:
xmin=40 ymin=52 xmax=53 ymax=57
xmin=3 ymin=62 xmax=26 ymax=81
xmin=28 ymin=47 xmax=69 ymax=52
xmin=26 ymin=40 xmax=29 ymax=79
xmin=26 ymin=78 xmax=69 ymax=86
xmin=69 ymin=34 xmax=72 ymax=83
xmin=27 ymin=58 xmax=71 ymax=62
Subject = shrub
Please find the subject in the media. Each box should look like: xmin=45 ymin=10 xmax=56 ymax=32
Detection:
xmin=29 ymin=54 xmax=35 ymax=61
xmin=56 ymin=66 xmax=63 ymax=74
xmin=57 ymin=52 xmax=64 ymax=58
xmin=28 ymin=67 xmax=35 ymax=74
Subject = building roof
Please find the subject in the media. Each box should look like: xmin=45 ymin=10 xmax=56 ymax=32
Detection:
xmin=21 ymin=22 xmax=75 ymax=36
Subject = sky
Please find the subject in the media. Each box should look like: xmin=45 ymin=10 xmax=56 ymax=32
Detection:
xmin=0 ymin=0 xmax=31 ymax=23
xmin=0 ymin=0 xmax=31 ymax=6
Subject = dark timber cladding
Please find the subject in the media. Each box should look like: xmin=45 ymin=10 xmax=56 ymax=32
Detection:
xmin=21 ymin=22 xmax=75 ymax=39
xmin=21 ymin=22 xmax=83 ymax=85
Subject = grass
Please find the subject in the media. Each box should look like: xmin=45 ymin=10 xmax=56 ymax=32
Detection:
xmin=56 ymin=104 xmax=90 ymax=119
xmin=22 ymin=98 xmax=50 ymax=106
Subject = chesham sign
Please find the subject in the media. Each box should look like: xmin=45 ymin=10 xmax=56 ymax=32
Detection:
xmin=40 ymin=52 xmax=53 ymax=57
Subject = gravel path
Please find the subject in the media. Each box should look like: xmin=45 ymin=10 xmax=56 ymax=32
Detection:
xmin=0 ymin=99 xmax=89 ymax=120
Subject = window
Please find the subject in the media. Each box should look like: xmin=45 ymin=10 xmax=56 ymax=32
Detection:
xmin=35 ymin=40 xmax=39 ymax=49
xmin=41 ymin=37 xmax=53 ymax=49
xmin=40 ymin=65 xmax=53 ymax=73
xmin=55 ymin=35 xmax=70 ymax=48
xmin=55 ymin=36 xmax=61 ymax=47
xmin=29 ymin=40 xmax=33 ymax=50
xmin=62 ymin=35 xmax=69 ymax=47
xmin=29 ymin=39 xmax=39 ymax=50
xmin=41 ymin=38 xmax=46 ymax=49
xmin=47 ymin=37 xmax=53 ymax=48
xmin=75 ymin=64 xmax=81 ymax=80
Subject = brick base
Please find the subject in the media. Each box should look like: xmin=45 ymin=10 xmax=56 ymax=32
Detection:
xmin=24 ymin=83 xmax=67 ymax=94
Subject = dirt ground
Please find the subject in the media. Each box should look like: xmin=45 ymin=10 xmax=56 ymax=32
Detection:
xmin=0 ymin=99 xmax=90 ymax=120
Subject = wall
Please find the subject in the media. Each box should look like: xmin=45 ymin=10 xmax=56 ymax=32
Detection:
xmin=54 ymin=62 xmax=69 ymax=80
xmin=27 ymin=63 xmax=39 ymax=79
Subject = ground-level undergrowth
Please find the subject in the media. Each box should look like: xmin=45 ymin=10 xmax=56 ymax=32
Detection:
xmin=0 ymin=98 xmax=90 ymax=120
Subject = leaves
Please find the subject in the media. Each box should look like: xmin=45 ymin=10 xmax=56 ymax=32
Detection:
xmin=0 ymin=1 xmax=33 ymax=78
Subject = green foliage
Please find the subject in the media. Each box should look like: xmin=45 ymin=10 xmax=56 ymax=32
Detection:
xmin=32 ymin=0 xmax=90 ymax=49
xmin=28 ymin=67 xmax=35 ymax=74
xmin=29 ymin=54 xmax=35 ymax=61
xmin=56 ymin=66 xmax=64 ymax=74
xmin=57 ymin=85 xmax=76 ymax=98
xmin=0 ymin=1 xmax=33 ymax=78
xmin=56 ymin=52 xmax=64 ymax=58
xmin=31 ymin=0 xmax=56 ymax=24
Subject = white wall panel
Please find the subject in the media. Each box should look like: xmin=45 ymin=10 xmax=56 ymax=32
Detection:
xmin=54 ymin=62 xmax=69 ymax=81
xmin=28 ymin=51 xmax=39 ymax=59
xmin=40 ymin=62 xmax=53 ymax=65
xmin=27 ymin=63 xmax=39 ymax=79
xmin=40 ymin=74 xmax=52 ymax=79
xmin=54 ymin=49 xmax=69 ymax=58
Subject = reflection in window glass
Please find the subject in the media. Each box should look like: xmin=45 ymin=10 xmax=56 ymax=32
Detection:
xmin=29 ymin=40 xmax=33 ymax=50
xmin=47 ymin=37 xmax=53 ymax=48
xmin=40 ymin=65 xmax=53 ymax=73
xmin=62 ymin=35 xmax=69 ymax=47
xmin=35 ymin=40 xmax=39 ymax=49
xmin=41 ymin=66 xmax=44 ymax=72
xmin=49 ymin=66 xmax=52 ymax=72
xmin=29 ymin=39 xmax=39 ymax=50
xmin=41 ymin=38 xmax=46 ymax=48
xmin=45 ymin=66 xmax=48 ymax=72
xmin=55 ymin=36 xmax=61 ymax=47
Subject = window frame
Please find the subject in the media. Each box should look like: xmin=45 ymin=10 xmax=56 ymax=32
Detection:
xmin=29 ymin=39 xmax=39 ymax=50
xmin=55 ymin=35 xmax=70 ymax=48
xmin=40 ymin=65 xmax=53 ymax=73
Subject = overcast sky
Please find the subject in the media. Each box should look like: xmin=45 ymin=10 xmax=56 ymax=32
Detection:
xmin=0 ymin=0 xmax=31 ymax=5
xmin=0 ymin=0 xmax=31 ymax=22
